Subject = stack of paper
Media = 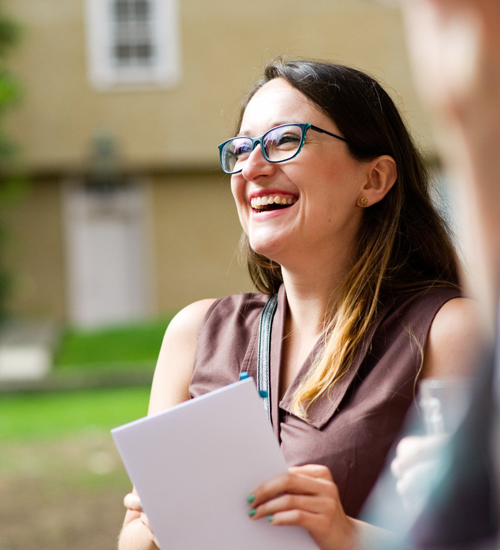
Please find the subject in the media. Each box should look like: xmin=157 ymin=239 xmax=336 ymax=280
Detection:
xmin=112 ymin=378 xmax=318 ymax=549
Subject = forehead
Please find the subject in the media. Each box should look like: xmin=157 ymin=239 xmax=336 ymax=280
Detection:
xmin=240 ymin=78 xmax=328 ymax=134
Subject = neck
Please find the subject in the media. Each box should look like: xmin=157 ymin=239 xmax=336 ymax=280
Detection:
xmin=280 ymin=241 xmax=354 ymax=339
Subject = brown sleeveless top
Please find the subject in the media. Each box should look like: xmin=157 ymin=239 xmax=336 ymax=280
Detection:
xmin=189 ymin=285 xmax=461 ymax=518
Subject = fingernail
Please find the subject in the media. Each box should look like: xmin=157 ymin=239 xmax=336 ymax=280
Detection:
xmin=248 ymin=508 xmax=256 ymax=517
xmin=268 ymin=515 xmax=274 ymax=522
xmin=247 ymin=494 xmax=255 ymax=504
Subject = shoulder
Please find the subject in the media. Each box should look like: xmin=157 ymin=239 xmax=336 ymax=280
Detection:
xmin=164 ymin=298 xmax=218 ymax=341
xmin=195 ymin=291 xmax=271 ymax=332
xmin=149 ymin=292 xmax=270 ymax=413
xmin=393 ymin=286 xmax=462 ymax=313
xmin=148 ymin=299 xmax=217 ymax=414
xmin=423 ymin=297 xmax=484 ymax=378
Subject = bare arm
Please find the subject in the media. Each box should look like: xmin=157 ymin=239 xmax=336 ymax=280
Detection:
xmin=421 ymin=297 xmax=484 ymax=379
xmin=118 ymin=299 xmax=216 ymax=550
xmin=388 ymin=297 xmax=484 ymax=508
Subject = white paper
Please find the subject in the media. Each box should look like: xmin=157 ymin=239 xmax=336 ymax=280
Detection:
xmin=112 ymin=377 xmax=318 ymax=549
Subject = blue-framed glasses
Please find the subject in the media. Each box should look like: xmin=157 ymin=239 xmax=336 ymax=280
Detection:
xmin=218 ymin=123 xmax=349 ymax=175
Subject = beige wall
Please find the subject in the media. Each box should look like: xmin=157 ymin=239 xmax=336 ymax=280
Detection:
xmin=3 ymin=179 xmax=67 ymax=319
xmin=3 ymin=173 xmax=252 ymax=320
xmin=4 ymin=0 xmax=434 ymax=173
xmin=2 ymin=0 xmax=438 ymax=321
xmin=151 ymin=172 xmax=252 ymax=312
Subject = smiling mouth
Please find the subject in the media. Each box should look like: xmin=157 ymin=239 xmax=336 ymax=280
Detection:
xmin=250 ymin=194 xmax=297 ymax=212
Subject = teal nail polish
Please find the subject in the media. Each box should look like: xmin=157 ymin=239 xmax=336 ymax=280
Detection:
xmin=248 ymin=508 xmax=256 ymax=517
xmin=268 ymin=515 xmax=274 ymax=522
xmin=247 ymin=494 xmax=255 ymax=504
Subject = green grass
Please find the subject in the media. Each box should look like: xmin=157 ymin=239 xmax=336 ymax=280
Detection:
xmin=1 ymin=317 xmax=178 ymax=442
xmin=0 ymin=386 xmax=151 ymax=441
xmin=54 ymin=316 xmax=175 ymax=370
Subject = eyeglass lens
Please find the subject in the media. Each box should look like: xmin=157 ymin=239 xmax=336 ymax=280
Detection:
xmin=221 ymin=124 xmax=304 ymax=173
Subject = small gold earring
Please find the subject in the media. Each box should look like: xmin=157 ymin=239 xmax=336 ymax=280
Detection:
xmin=358 ymin=197 xmax=368 ymax=207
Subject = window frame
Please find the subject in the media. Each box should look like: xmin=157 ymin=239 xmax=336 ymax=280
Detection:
xmin=85 ymin=0 xmax=181 ymax=91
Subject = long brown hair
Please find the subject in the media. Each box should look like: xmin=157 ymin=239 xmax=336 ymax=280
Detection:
xmin=236 ymin=59 xmax=459 ymax=417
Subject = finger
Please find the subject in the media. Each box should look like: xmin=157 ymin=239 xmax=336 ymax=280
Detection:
xmin=392 ymin=434 xmax=449 ymax=475
xmin=123 ymin=493 xmax=142 ymax=512
xmin=140 ymin=513 xmax=161 ymax=548
xmin=250 ymin=493 xmax=333 ymax=520
xmin=288 ymin=464 xmax=333 ymax=481
xmin=250 ymin=471 xmax=337 ymax=508
xmin=396 ymin=460 xmax=442 ymax=504
xmin=268 ymin=507 xmax=343 ymax=550
xmin=267 ymin=507 xmax=323 ymax=531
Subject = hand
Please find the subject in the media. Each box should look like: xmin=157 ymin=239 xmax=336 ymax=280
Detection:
xmin=247 ymin=464 xmax=357 ymax=550
xmin=390 ymin=434 xmax=449 ymax=509
xmin=401 ymin=0 xmax=500 ymax=121
xmin=123 ymin=492 xmax=161 ymax=548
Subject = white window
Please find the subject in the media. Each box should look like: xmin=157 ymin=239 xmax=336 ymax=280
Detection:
xmin=85 ymin=0 xmax=181 ymax=90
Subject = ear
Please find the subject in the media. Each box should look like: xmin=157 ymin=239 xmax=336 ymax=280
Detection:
xmin=361 ymin=155 xmax=397 ymax=206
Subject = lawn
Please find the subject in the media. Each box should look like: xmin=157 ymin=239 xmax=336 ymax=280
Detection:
xmin=54 ymin=316 xmax=174 ymax=371
xmin=0 ymin=317 xmax=176 ymax=549
xmin=0 ymin=386 xmax=153 ymax=550
xmin=1 ymin=316 xmax=177 ymax=441
xmin=0 ymin=386 xmax=151 ymax=441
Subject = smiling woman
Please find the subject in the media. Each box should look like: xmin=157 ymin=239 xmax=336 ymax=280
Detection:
xmin=118 ymin=59 xmax=483 ymax=550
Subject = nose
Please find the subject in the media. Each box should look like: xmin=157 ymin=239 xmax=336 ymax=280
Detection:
xmin=240 ymin=141 xmax=275 ymax=181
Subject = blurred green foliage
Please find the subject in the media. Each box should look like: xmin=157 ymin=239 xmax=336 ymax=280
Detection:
xmin=0 ymin=6 xmax=22 ymax=322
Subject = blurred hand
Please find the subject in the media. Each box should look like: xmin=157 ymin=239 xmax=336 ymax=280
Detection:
xmin=123 ymin=492 xmax=160 ymax=548
xmin=247 ymin=464 xmax=357 ymax=550
xmin=401 ymin=0 xmax=500 ymax=122
xmin=391 ymin=434 xmax=449 ymax=509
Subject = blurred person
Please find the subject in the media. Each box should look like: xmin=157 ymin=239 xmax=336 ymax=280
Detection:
xmin=364 ymin=0 xmax=500 ymax=548
xmin=118 ymin=58 xmax=481 ymax=550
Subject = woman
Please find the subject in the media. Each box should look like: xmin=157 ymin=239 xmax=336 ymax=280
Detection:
xmin=119 ymin=59 xmax=481 ymax=550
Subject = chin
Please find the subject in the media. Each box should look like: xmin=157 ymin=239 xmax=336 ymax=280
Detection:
xmin=250 ymin=241 xmax=284 ymax=264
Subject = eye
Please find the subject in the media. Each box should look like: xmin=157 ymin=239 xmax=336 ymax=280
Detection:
xmin=276 ymin=133 xmax=301 ymax=147
xmin=230 ymin=138 xmax=253 ymax=159
xmin=266 ymin=128 xmax=302 ymax=150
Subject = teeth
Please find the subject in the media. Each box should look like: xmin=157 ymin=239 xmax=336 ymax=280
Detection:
xmin=250 ymin=194 xmax=297 ymax=210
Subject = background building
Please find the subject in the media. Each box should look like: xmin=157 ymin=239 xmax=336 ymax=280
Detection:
xmin=2 ymin=0 xmax=434 ymax=327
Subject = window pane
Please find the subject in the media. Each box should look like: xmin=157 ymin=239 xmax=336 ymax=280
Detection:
xmin=134 ymin=0 xmax=150 ymax=21
xmin=114 ymin=44 xmax=132 ymax=60
xmin=114 ymin=0 xmax=130 ymax=21
xmin=136 ymin=43 xmax=153 ymax=59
